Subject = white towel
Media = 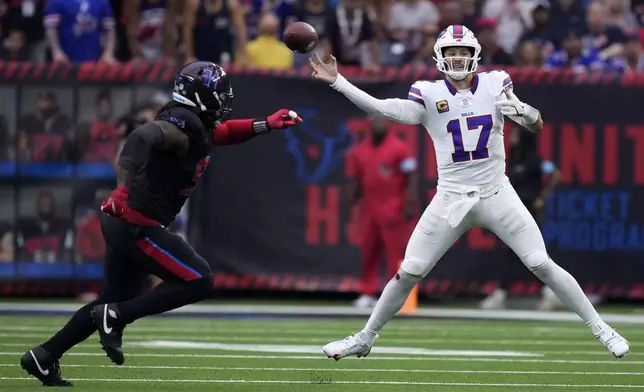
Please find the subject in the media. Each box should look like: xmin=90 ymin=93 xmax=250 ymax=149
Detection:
xmin=442 ymin=192 xmax=480 ymax=228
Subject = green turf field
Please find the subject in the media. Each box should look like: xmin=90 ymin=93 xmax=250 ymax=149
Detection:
xmin=0 ymin=315 xmax=641 ymax=391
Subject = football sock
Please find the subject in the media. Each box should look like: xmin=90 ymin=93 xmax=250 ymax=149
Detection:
xmin=41 ymin=301 xmax=98 ymax=360
xmin=361 ymin=269 xmax=421 ymax=344
xmin=117 ymin=276 xmax=212 ymax=324
xmin=531 ymin=258 xmax=600 ymax=326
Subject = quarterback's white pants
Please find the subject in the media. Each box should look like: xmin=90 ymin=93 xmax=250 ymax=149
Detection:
xmin=362 ymin=181 xmax=600 ymax=338
xmin=402 ymin=181 xmax=550 ymax=277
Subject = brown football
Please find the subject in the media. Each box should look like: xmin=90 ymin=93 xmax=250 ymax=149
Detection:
xmin=284 ymin=22 xmax=319 ymax=53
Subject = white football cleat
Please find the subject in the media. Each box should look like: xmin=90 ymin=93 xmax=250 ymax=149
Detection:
xmin=322 ymin=333 xmax=376 ymax=361
xmin=353 ymin=295 xmax=378 ymax=309
xmin=595 ymin=326 xmax=629 ymax=358
xmin=536 ymin=286 xmax=563 ymax=311
xmin=479 ymin=288 xmax=507 ymax=310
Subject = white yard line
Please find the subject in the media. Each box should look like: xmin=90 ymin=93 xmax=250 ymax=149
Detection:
xmin=0 ymin=351 xmax=641 ymax=364
xmin=0 ymin=377 xmax=641 ymax=388
xmin=2 ymin=363 xmax=643 ymax=375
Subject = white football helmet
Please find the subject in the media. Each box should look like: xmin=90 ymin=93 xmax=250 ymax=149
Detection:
xmin=433 ymin=25 xmax=481 ymax=81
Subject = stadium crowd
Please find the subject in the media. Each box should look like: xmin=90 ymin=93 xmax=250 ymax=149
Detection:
xmin=0 ymin=0 xmax=641 ymax=72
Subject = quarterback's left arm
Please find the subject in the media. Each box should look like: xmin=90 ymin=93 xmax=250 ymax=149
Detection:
xmin=212 ymin=109 xmax=303 ymax=145
xmin=495 ymin=88 xmax=543 ymax=133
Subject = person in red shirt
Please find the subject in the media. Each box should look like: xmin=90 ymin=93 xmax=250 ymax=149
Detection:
xmin=347 ymin=116 xmax=418 ymax=309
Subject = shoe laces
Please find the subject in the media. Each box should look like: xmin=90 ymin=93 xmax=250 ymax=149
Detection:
xmin=596 ymin=328 xmax=621 ymax=345
xmin=338 ymin=334 xmax=359 ymax=348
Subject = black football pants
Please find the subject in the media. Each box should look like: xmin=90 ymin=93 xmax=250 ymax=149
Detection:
xmin=41 ymin=214 xmax=212 ymax=360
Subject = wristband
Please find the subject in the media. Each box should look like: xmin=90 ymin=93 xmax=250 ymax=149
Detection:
xmin=252 ymin=119 xmax=270 ymax=134
xmin=524 ymin=104 xmax=540 ymax=125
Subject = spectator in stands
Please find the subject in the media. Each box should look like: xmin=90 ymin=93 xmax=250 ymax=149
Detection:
xmin=370 ymin=0 xmax=391 ymax=35
xmin=44 ymin=0 xmax=116 ymax=64
xmin=605 ymin=0 xmax=638 ymax=31
xmin=476 ymin=18 xmax=514 ymax=66
xmin=384 ymin=0 xmax=439 ymax=64
xmin=243 ymin=0 xmax=297 ymax=39
xmin=17 ymin=92 xmax=73 ymax=163
xmin=183 ymin=0 xmax=248 ymax=65
xmin=582 ymin=1 xmax=626 ymax=60
xmin=548 ymin=0 xmax=585 ymax=43
xmin=78 ymin=90 xmax=119 ymax=163
xmin=545 ymin=28 xmax=619 ymax=71
xmin=0 ymin=28 xmax=28 ymax=61
xmin=246 ymin=13 xmax=293 ymax=69
xmin=75 ymin=188 xmax=109 ymax=262
xmin=0 ymin=221 xmax=12 ymax=263
xmin=515 ymin=40 xmax=544 ymax=66
xmin=3 ymin=0 xmax=46 ymax=61
xmin=438 ymin=0 xmax=470 ymax=30
xmin=519 ymin=1 xmax=555 ymax=59
xmin=624 ymin=32 xmax=644 ymax=71
xmin=323 ymin=0 xmax=379 ymax=70
xmin=16 ymin=190 xmax=73 ymax=263
xmin=632 ymin=0 xmax=644 ymax=28
xmin=482 ymin=0 xmax=535 ymax=54
xmin=462 ymin=0 xmax=483 ymax=25
xmin=409 ymin=22 xmax=439 ymax=66
xmin=295 ymin=0 xmax=328 ymax=37
xmin=124 ymin=0 xmax=180 ymax=65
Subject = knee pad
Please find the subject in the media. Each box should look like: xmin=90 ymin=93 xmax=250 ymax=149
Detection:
xmin=522 ymin=250 xmax=550 ymax=272
xmin=400 ymin=256 xmax=433 ymax=278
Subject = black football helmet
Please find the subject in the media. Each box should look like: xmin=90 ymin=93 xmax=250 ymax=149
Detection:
xmin=172 ymin=61 xmax=233 ymax=124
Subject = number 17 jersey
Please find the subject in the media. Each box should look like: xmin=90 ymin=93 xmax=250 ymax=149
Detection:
xmin=409 ymin=71 xmax=512 ymax=195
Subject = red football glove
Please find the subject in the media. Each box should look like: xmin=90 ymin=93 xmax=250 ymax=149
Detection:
xmin=100 ymin=187 xmax=128 ymax=218
xmin=266 ymin=109 xmax=303 ymax=130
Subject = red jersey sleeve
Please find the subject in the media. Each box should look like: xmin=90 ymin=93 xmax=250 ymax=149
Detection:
xmin=212 ymin=119 xmax=257 ymax=145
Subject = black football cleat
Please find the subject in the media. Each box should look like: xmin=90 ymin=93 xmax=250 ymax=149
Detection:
xmin=20 ymin=346 xmax=73 ymax=387
xmin=92 ymin=303 xmax=125 ymax=365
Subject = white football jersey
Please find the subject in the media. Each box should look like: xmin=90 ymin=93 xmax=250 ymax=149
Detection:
xmin=408 ymin=71 xmax=513 ymax=195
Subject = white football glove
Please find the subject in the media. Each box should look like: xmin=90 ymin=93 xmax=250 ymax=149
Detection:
xmin=494 ymin=89 xmax=539 ymax=124
xmin=495 ymin=89 xmax=525 ymax=116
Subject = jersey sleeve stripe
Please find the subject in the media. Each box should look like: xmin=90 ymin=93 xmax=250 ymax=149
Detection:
xmin=502 ymin=77 xmax=513 ymax=90
xmin=409 ymin=87 xmax=422 ymax=95
xmin=407 ymin=95 xmax=425 ymax=107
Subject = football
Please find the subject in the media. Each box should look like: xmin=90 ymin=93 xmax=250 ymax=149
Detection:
xmin=284 ymin=22 xmax=319 ymax=53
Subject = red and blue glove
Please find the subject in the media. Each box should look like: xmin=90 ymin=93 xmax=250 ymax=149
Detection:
xmin=100 ymin=187 xmax=128 ymax=218
xmin=267 ymin=109 xmax=303 ymax=129
xmin=252 ymin=109 xmax=303 ymax=134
